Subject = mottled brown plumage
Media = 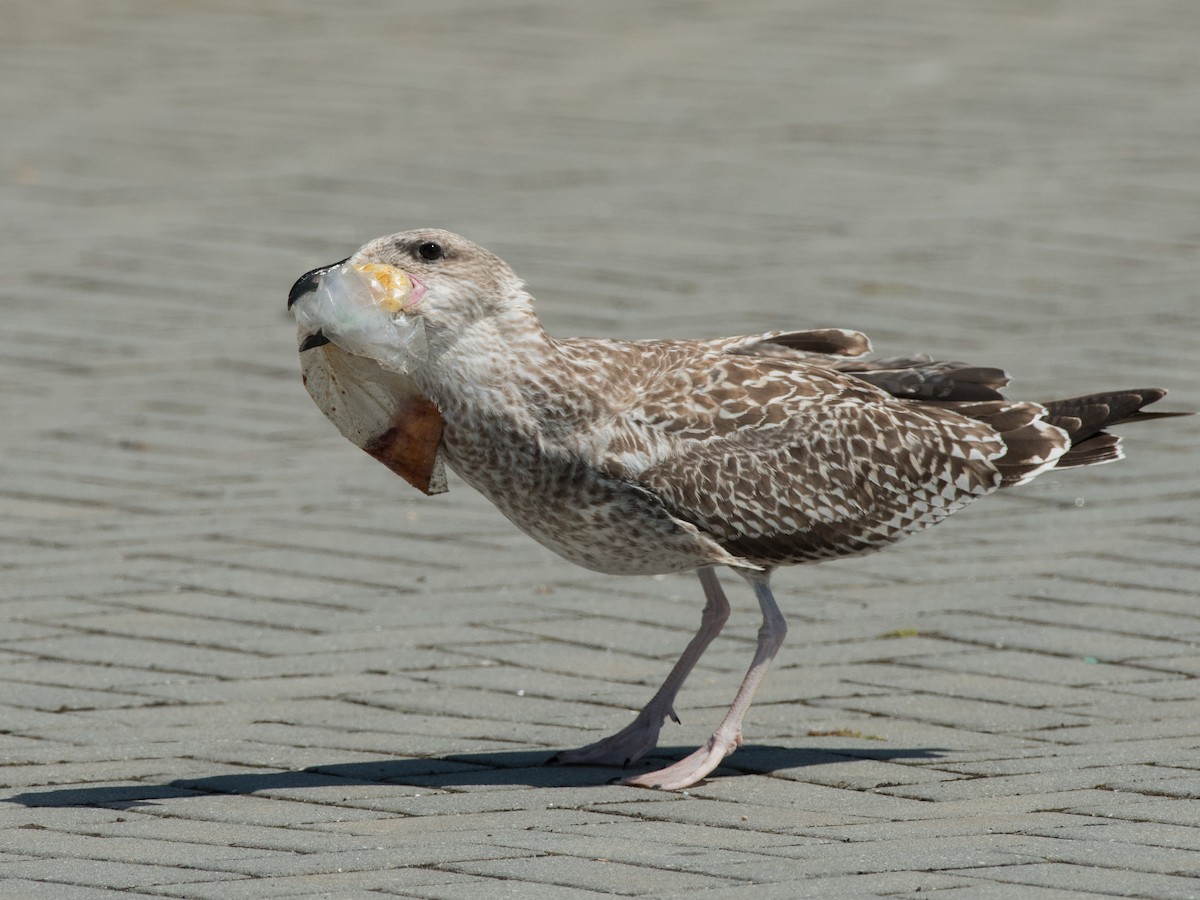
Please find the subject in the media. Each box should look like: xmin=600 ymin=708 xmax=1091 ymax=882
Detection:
xmin=289 ymin=228 xmax=1184 ymax=789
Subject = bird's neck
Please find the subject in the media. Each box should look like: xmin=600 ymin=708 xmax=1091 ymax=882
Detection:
xmin=415 ymin=307 xmax=579 ymax=430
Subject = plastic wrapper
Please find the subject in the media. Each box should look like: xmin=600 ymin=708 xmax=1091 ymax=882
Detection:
xmin=292 ymin=263 xmax=428 ymax=374
xmin=299 ymin=343 xmax=447 ymax=494
xmin=294 ymin=261 xmax=447 ymax=494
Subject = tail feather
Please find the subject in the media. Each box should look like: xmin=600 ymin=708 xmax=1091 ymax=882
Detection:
xmin=1043 ymin=388 xmax=1188 ymax=470
xmin=736 ymin=336 xmax=1187 ymax=484
xmin=1044 ymin=389 xmax=1167 ymax=439
xmin=930 ymin=388 xmax=1186 ymax=487
xmin=1057 ymin=433 xmax=1123 ymax=468
xmin=929 ymin=400 xmax=1069 ymax=486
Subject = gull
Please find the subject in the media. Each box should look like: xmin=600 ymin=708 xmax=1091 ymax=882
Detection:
xmin=288 ymin=228 xmax=1183 ymax=790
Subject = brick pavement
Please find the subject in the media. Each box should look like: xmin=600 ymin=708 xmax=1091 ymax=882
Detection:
xmin=2 ymin=1 xmax=1199 ymax=896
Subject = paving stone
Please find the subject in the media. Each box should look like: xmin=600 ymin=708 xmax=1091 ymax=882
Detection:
xmin=443 ymin=853 xmax=738 ymax=894
xmin=1011 ymin=835 xmax=1200 ymax=877
xmin=813 ymin=692 xmax=1097 ymax=734
xmin=798 ymin=812 xmax=1105 ymax=844
xmin=902 ymin=883 xmax=1118 ymax=900
xmin=397 ymin=877 xmax=625 ymax=900
xmin=872 ymin=768 xmax=1171 ymax=803
xmin=148 ymin=870 xmax=481 ymax=900
xmin=1019 ymin=716 xmax=1200 ymax=746
xmin=552 ymin=817 xmax=809 ymax=852
xmin=1019 ymin=817 xmax=1200 ymax=854
xmin=893 ymin=648 xmax=1170 ymax=687
xmin=941 ymin=736 xmax=1200 ymax=772
xmin=946 ymin=863 xmax=1200 ymax=900
xmin=0 ymin=881 xmax=160 ymax=900
xmin=655 ymin=873 xmax=977 ymax=900
xmin=314 ymin=807 xmax=630 ymax=837
xmin=0 ymin=857 xmax=246 ymax=890
xmin=0 ymin=827 xmax=267 ymax=870
xmin=482 ymin=828 xmax=793 ymax=880
xmin=744 ymin=832 xmax=1040 ymax=877
xmin=591 ymin=797 xmax=879 ymax=834
xmin=1056 ymin=796 xmax=1200 ymax=829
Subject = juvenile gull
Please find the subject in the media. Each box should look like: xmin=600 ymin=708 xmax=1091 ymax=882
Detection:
xmin=289 ymin=228 xmax=1184 ymax=790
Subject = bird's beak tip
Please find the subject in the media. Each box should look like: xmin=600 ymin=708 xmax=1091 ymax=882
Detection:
xmin=288 ymin=257 xmax=351 ymax=309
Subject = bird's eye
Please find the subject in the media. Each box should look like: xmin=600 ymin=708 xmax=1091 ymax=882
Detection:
xmin=416 ymin=241 xmax=444 ymax=261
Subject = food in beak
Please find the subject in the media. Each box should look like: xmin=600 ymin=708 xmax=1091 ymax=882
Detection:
xmin=292 ymin=263 xmax=428 ymax=374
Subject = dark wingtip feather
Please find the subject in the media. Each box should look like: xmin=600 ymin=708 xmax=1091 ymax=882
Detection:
xmin=1045 ymin=388 xmax=1188 ymax=443
xmin=840 ymin=358 xmax=1011 ymax=401
xmin=1042 ymin=388 xmax=1189 ymax=470
xmin=752 ymin=328 xmax=873 ymax=358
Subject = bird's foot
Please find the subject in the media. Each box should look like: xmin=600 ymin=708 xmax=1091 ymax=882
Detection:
xmin=547 ymin=706 xmax=675 ymax=768
xmin=616 ymin=730 xmax=742 ymax=791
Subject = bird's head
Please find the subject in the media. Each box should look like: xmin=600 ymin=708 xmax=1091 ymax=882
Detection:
xmin=288 ymin=228 xmax=528 ymax=373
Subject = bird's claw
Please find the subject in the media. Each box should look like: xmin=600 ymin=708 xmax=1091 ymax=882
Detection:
xmin=547 ymin=708 xmax=669 ymax=768
xmin=615 ymin=732 xmax=739 ymax=790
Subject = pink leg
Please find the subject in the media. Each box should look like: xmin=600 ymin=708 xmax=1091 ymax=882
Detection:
xmin=621 ymin=571 xmax=786 ymax=790
xmin=548 ymin=567 xmax=731 ymax=767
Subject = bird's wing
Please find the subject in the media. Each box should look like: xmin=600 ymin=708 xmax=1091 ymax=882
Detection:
xmin=694 ymin=330 xmax=1011 ymax=400
xmin=718 ymin=328 xmax=873 ymax=359
xmin=603 ymin=352 xmax=1008 ymax=566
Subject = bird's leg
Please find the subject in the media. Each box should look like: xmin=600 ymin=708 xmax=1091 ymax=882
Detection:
xmin=621 ymin=572 xmax=786 ymax=790
xmin=547 ymin=567 xmax=731 ymax=768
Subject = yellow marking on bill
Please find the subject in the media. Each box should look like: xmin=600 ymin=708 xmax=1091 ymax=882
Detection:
xmin=354 ymin=263 xmax=415 ymax=314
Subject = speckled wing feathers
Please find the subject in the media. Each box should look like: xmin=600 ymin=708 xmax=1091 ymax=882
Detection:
xmin=835 ymin=356 xmax=1011 ymax=402
xmin=605 ymin=350 xmax=1009 ymax=568
xmin=711 ymin=330 xmax=1011 ymax=401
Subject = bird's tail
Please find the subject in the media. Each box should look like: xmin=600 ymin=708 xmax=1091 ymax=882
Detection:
xmin=817 ymin=347 xmax=1186 ymax=486
xmin=933 ymin=388 xmax=1186 ymax=488
xmin=1041 ymin=388 xmax=1186 ymax=469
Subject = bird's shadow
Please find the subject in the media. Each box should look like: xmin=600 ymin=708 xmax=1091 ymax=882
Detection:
xmin=4 ymin=745 xmax=944 ymax=809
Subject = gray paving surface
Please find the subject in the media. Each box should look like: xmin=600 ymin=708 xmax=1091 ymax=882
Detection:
xmin=3 ymin=1 xmax=1199 ymax=897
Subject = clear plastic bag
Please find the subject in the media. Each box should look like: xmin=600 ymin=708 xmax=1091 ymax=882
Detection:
xmin=293 ymin=263 xmax=428 ymax=374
